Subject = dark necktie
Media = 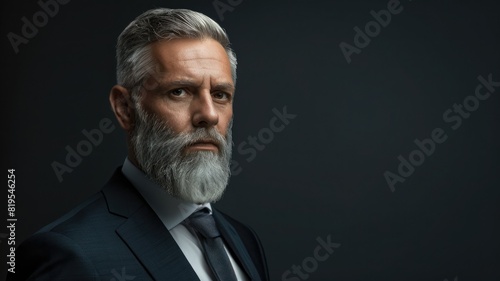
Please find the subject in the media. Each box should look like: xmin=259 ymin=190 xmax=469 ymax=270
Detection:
xmin=183 ymin=208 xmax=238 ymax=281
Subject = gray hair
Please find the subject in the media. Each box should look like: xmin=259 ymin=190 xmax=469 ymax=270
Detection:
xmin=116 ymin=8 xmax=237 ymax=97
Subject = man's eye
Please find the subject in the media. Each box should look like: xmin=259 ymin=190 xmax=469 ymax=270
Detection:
xmin=170 ymin=89 xmax=185 ymax=96
xmin=213 ymin=92 xmax=229 ymax=100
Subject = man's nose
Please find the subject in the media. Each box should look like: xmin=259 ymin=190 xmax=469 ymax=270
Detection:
xmin=191 ymin=92 xmax=218 ymax=128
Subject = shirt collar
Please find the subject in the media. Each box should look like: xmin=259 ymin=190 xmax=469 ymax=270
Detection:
xmin=121 ymin=158 xmax=212 ymax=231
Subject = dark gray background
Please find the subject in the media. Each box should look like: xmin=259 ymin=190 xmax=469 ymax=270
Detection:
xmin=1 ymin=0 xmax=499 ymax=280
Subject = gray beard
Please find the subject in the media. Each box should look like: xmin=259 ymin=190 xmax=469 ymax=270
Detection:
xmin=130 ymin=106 xmax=232 ymax=204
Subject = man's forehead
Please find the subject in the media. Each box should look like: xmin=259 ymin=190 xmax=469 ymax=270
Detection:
xmin=148 ymin=38 xmax=233 ymax=83
xmin=158 ymin=56 xmax=229 ymax=74
xmin=150 ymin=38 xmax=229 ymax=65
xmin=151 ymin=39 xmax=231 ymax=76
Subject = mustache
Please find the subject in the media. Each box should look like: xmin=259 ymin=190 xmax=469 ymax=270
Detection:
xmin=131 ymin=105 xmax=233 ymax=163
xmin=182 ymin=127 xmax=227 ymax=151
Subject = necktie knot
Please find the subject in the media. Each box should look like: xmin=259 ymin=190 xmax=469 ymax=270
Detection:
xmin=183 ymin=208 xmax=220 ymax=239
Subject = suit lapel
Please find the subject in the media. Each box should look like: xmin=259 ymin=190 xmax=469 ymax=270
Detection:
xmin=213 ymin=210 xmax=262 ymax=281
xmin=103 ymin=169 xmax=199 ymax=281
xmin=116 ymin=205 xmax=199 ymax=281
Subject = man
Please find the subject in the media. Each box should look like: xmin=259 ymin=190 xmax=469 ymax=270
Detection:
xmin=9 ymin=8 xmax=269 ymax=281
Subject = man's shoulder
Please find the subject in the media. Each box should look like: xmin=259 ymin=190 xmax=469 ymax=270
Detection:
xmin=36 ymin=191 xmax=115 ymax=238
xmin=34 ymin=167 xmax=138 ymax=241
xmin=9 ymin=169 xmax=145 ymax=280
xmin=10 ymin=192 xmax=110 ymax=280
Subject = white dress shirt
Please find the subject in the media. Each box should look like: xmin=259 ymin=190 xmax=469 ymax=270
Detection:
xmin=122 ymin=158 xmax=248 ymax=281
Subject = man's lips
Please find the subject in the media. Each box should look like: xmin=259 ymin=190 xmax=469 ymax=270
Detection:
xmin=185 ymin=140 xmax=220 ymax=152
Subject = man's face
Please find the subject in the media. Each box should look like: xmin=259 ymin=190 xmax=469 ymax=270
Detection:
xmin=129 ymin=38 xmax=235 ymax=203
xmin=139 ymin=38 xmax=234 ymax=149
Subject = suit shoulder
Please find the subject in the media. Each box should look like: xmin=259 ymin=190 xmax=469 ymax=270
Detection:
xmin=37 ymin=192 xmax=110 ymax=236
xmin=29 ymin=190 xmax=128 ymax=256
xmin=9 ymin=231 xmax=99 ymax=280
xmin=37 ymin=167 xmax=134 ymax=237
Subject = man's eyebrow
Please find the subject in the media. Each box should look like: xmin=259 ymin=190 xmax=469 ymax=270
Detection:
xmin=159 ymin=80 xmax=235 ymax=92
xmin=212 ymin=83 xmax=235 ymax=93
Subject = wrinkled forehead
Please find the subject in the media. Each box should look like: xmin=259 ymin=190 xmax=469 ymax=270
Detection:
xmin=149 ymin=38 xmax=232 ymax=79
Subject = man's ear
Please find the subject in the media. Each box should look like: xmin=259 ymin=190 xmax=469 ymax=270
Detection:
xmin=109 ymin=85 xmax=135 ymax=132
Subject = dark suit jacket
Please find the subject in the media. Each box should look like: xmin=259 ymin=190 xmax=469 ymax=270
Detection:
xmin=7 ymin=168 xmax=269 ymax=281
